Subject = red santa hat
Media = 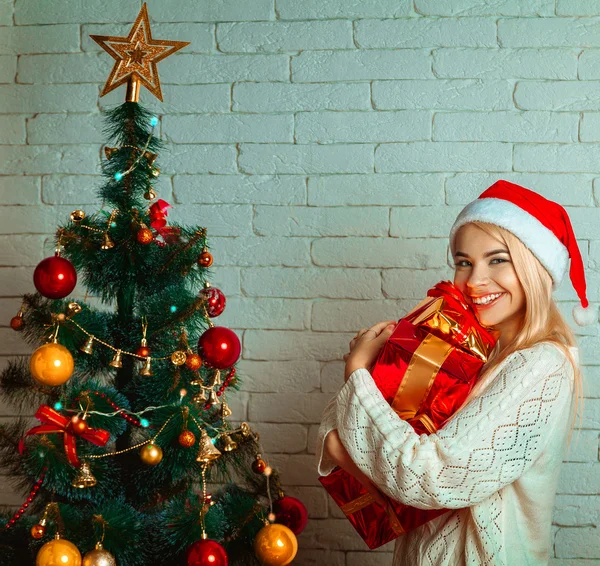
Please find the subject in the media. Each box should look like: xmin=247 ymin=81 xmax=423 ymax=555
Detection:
xmin=449 ymin=179 xmax=597 ymax=326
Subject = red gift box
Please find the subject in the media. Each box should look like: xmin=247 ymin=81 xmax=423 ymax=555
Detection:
xmin=319 ymin=281 xmax=498 ymax=549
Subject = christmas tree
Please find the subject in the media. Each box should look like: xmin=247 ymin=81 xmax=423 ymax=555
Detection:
xmin=0 ymin=5 xmax=305 ymax=565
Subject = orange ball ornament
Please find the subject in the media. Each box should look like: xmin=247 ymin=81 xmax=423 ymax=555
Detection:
xmin=185 ymin=353 xmax=202 ymax=371
xmin=36 ymin=537 xmax=82 ymax=566
xmin=137 ymin=227 xmax=154 ymax=245
xmin=31 ymin=524 xmax=45 ymax=539
xmin=254 ymin=523 xmax=298 ymax=566
xmin=140 ymin=443 xmax=163 ymax=465
xmin=178 ymin=430 xmax=196 ymax=448
xmin=198 ymin=251 xmax=213 ymax=268
xmin=30 ymin=343 xmax=74 ymax=386
xmin=70 ymin=415 xmax=88 ymax=435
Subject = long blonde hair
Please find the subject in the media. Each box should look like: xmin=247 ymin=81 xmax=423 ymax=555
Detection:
xmin=460 ymin=221 xmax=583 ymax=448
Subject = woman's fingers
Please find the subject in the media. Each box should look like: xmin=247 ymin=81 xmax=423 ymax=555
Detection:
xmin=363 ymin=320 xmax=397 ymax=339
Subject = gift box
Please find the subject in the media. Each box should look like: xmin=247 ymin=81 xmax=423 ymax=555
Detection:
xmin=318 ymin=280 xmax=498 ymax=550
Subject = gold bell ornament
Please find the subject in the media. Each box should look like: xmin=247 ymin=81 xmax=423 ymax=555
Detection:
xmin=36 ymin=533 xmax=82 ymax=566
xmin=104 ymin=147 xmax=118 ymax=160
xmin=144 ymin=150 xmax=158 ymax=166
xmin=82 ymin=541 xmax=116 ymax=566
xmin=192 ymin=389 xmax=208 ymax=404
xmin=196 ymin=430 xmax=222 ymax=463
xmin=80 ymin=336 xmax=94 ymax=355
xmin=139 ymin=357 xmax=153 ymax=376
xmin=66 ymin=301 xmax=82 ymax=318
xmin=207 ymin=389 xmax=219 ymax=406
xmin=72 ymin=460 xmax=97 ymax=489
xmin=143 ymin=187 xmax=157 ymax=201
xmin=221 ymin=434 xmax=237 ymax=452
xmin=100 ymin=232 xmax=114 ymax=250
xmin=109 ymin=350 xmax=123 ymax=369
xmin=221 ymin=399 xmax=232 ymax=418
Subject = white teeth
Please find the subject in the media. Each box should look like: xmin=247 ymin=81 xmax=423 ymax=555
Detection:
xmin=472 ymin=293 xmax=503 ymax=305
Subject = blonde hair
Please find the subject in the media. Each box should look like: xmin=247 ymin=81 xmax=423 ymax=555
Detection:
xmin=459 ymin=221 xmax=583 ymax=449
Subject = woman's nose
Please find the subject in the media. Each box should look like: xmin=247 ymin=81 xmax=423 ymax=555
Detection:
xmin=467 ymin=263 xmax=490 ymax=289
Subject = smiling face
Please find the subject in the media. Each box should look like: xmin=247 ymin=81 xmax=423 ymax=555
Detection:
xmin=452 ymin=223 xmax=526 ymax=345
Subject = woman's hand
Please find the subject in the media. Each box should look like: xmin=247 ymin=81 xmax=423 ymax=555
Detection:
xmin=343 ymin=320 xmax=397 ymax=382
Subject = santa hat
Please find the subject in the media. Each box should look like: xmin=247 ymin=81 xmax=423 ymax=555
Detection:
xmin=448 ymin=179 xmax=597 ymax=327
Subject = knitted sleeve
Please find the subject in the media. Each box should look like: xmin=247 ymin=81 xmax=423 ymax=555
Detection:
xmin=320 ymin=343 xmax=574 ymax=511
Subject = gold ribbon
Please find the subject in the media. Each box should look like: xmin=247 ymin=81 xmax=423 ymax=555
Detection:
xmin=391 ymin=333 xmax=454 ymax=423
xmin=341 ymin=493 xmax=405 ymax=534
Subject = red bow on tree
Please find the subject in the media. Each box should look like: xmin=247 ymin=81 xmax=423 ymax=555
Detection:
xmin=149 ymin=199 xmax=180 ymax=245
xmin=22 ymin=405 xmax=111 ymax=468
xmin=149 ymin=199 xmax=172 ymax=229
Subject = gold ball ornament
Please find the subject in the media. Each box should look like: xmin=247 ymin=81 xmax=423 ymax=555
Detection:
xmin=140 ymin=443 xmax=163 ymax=465
xmin=30 ymin=343 xmax=74 ymax=386
xmin=70 ymin=210 xmax=86 ymax=223
xmin=254 ymin=523 xmax=298 ymax=566
xmin=171 ymin=350 xmax=187 ymax=366
xmin=82 ymin=542 xmax=116 ymax=566
xmin=36 ymin=537 xmax=82 ymax=566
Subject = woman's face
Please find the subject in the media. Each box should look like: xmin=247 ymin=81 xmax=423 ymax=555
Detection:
xmin=452 ymin=223 xmax=526 ymax=342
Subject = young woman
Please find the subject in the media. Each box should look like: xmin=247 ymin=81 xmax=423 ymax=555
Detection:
xmin=316 ymin=180 xmax=592 ymax=565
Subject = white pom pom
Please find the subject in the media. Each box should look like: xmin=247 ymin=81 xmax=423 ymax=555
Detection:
xmin=573 ymin=303 xmax=598 ymax=326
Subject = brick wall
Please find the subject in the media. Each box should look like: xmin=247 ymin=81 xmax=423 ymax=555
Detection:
xmin=1 ymin=0 xmax=600 ymax=563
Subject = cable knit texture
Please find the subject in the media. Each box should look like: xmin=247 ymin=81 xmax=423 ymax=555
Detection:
xmin=316 ymin=342 xmax=577 ymax=566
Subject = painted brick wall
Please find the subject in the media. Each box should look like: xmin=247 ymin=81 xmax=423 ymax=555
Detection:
xmin=2 ymin=0 xmax=600 ymax=563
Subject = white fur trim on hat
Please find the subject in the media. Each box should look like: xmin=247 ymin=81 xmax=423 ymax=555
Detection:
xmin=573 ymin=303 xmax=599 ymax=326
xmin=449 ymin=197 xmax=569 ymax=289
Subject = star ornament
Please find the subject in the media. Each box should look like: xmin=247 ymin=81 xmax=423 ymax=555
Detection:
xmin=90 ymin=3 xmax=189 ymax=102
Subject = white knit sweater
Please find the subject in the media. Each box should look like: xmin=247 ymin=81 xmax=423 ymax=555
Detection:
xmin=316 ymin=342 xmax=578 ymax=566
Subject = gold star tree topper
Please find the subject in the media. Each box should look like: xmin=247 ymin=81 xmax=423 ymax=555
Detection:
xmin=90 ymin=3 xmax=189 ymax=102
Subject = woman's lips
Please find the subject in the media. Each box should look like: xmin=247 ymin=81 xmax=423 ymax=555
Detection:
xmin=472 ymin=293 xmax=505 ymax=310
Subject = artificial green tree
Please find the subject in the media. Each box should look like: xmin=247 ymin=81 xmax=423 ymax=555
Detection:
xmin=0 ymin=5 xmax=304 ymax=565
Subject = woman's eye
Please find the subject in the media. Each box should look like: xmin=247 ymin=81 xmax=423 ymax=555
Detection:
xmin=454 ymin=258 xmax=508 ymax=267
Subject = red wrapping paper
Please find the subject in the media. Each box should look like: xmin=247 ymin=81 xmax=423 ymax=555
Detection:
xmin=319 ymin=281 xmax=498 ymax=549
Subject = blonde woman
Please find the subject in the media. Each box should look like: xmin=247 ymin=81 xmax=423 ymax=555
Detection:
xmin=317 ymin=180 xmax=592 ymax=565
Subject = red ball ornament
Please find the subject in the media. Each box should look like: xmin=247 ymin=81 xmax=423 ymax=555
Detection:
xmin=252 ymin=456 xmax=266 ymax=474
xmin=137 ymin=227 xmax=154 ymax=245
xmin=178 ymin=430 xmax=196 ymax=448
xmin=198 ymin=251 xmax=213 ymax=268
xmin=137 ymin=346 xmax=151 ymax=358
xmin=33 ymin=255 xmax=77 ymax=299
xmin=186 ymin=539 xmax=228 ymax=566
xmin=69 ymin=415 xmax=88 ymax=435
xmin=273 ymin=496 xmax=308 ymax=535
xmin=197 ymin=326 xmax=240 ymax=369
xmin=185 ymin=353 xmax=202 ymax=371
xmin=10 ymin=314 xmax=23 ymax=331
xmin=200 ymin=286 xmax=226 ymax=318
